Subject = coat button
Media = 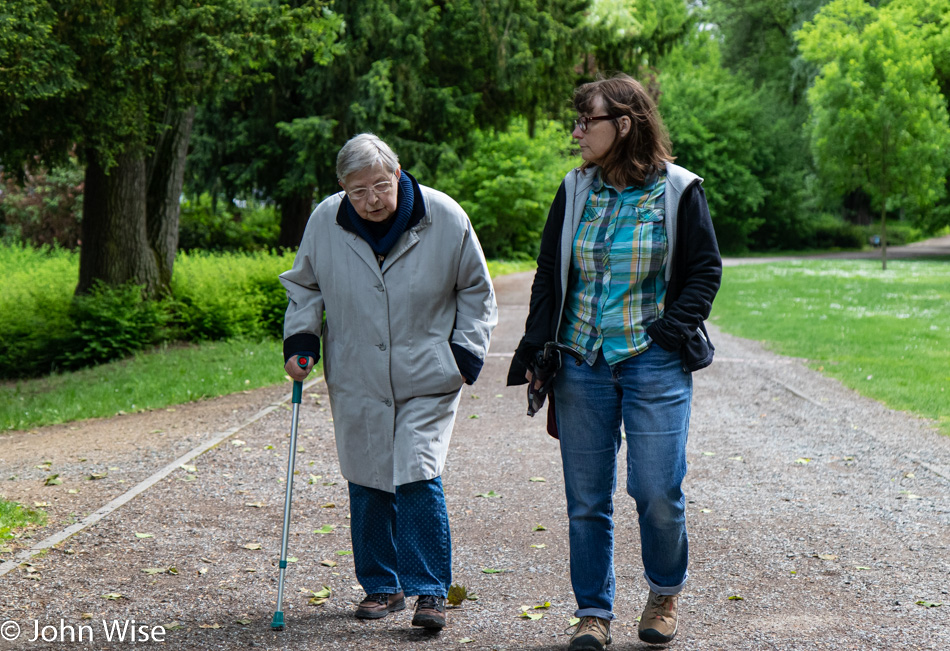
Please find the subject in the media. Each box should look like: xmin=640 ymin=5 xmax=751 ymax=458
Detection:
xmin=377 ymin=343 xmax=387 ymax=351
xmin=383 ymin=398 xmax=392 ymax=407
xmin=375 ymin=284 xmax=384 ymax=292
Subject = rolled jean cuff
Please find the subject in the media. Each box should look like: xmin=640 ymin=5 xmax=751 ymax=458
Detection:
xmin=403 ymin=585 xmax=448 ymax=598
xmin=574 ymin=607 xmax=615 ymax=621
xmin=644 ymin=570 xmax=687 ymax=596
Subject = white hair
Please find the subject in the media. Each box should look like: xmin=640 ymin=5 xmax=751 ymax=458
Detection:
xmin=336 ymin=133 xmax=400 ymax=183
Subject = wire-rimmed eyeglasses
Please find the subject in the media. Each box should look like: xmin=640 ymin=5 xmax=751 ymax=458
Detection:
xmin=346 ymin=173 xmax=397 ymax=202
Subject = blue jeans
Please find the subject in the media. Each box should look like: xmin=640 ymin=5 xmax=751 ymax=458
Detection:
xmin=553 ymin=345 xmax=692 ymax=621
xmin=347 ymin=477 xmax=451 ymax=598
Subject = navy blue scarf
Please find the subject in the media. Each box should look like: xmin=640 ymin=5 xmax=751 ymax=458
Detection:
xmin=344 ymin=171 xmax=415 ymax=257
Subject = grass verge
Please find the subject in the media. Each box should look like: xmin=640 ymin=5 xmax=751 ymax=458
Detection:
xmin=0 ymin=498 xmax=47 ymax=540
xmin=0 ymin=339 xmax=303 ymax=431
xmin=711 ymin=260 xmax=950 ymax=435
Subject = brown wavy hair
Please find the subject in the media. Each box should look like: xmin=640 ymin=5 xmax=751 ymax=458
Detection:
xmin=573 ymin=74 xmax=674 ymax=188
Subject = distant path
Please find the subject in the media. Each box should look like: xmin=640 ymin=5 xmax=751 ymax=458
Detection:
xmin=723 ymin=233 xmax=950 ymax=266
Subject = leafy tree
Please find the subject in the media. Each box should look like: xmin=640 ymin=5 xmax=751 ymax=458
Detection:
xmin=188 ymin=0 xmax=591 ymax=248
xmin=797 ymin=0 xmax=950 ymax=268
xmin=658 ymin=37 xmax=768 ymax=252
xmin=436 ymin=118 xmax=578 ymax=258
xmin=582 ymin=0 xmax=693 ymax=76
xmin=0 ymin=0 xmax=340 ymax=295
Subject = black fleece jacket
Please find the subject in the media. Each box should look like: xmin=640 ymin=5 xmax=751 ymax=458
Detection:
xmin=506 ymin=176 xmax=722 ymax=386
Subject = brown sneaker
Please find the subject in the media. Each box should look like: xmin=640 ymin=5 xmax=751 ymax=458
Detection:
xmin=569 ymin=616 xmax=611 ymax=650
xmin=638 ymin=590 xmax=678 ymax=644
xmin=355 ymin=591 xmax=406 ymax=619
xmin=410 ymin=594 xmax=446 ymax=629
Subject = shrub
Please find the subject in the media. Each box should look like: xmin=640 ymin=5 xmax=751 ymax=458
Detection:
xmin=171 ymin=249 xmax=294 ymax=341
xmin=61 ymin=281 xmax=167 ymax=370
xmin=178 ymin=193 xmax=280 ymax=252
xmin=0 ymin=158 xmax=84 ymax=249
xmin=797 ymin=213 xmax=866 ymax=250
xmin=435 ymin=119 xmax=579 ymax=259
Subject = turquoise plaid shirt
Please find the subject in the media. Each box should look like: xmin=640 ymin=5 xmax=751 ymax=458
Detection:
xmin=558 ymin=170 xmax=668 ymax=365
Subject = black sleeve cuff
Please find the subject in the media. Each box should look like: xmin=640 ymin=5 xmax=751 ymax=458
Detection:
xmin=284 ymin=333 xmax=322 ymax=364
xmin=451 ymin=343 xmax=484 ymax=384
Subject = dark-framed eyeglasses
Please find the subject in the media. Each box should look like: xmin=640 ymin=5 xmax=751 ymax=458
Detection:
xmin=346 ymin=173 xmax=397 ymax=202
xmin=574 ymin=114 xmax=616 ymax=133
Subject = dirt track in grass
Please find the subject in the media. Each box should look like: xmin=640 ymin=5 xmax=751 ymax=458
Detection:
xmin=1 ymin=261 xmax=948 ymax=650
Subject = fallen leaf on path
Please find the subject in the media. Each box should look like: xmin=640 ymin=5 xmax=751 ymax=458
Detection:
xmin=198 ymin=623 xmax=221 ymax=629
xmin=531 ymin=544 xmax=546 ymax=549
xmin=235 ymin=619 xmax=251 ymax=625
xmin=916 ymin=600 xmax=942 ymax=608
xmin=33 ymin=501 xmax=49 ymax=507
xmin=135 ymin=533 xmax=154 ymax=539
xmin=459 ymin=638 xmax=474 ymax=644
xmin=728 ymin=595 xmax=744 ymax=601
xmin=102 ymin=593 xmax=123 ymax=600
xmin=335 ymin=550 xmax=352 ymax=556
xmin=321 ymin=503 xmax=336 ymax=508
xmin=243 ymin=543 xmax=263 ymax=550
xmin=533 ymin=601 xmax=551 ymax=609
xmin=320 ymin=560 xmax=337 ymax=567
xmin=476 ymin=491 xmax=500 ymax=498
xmin=244 ymin=502 xmax=265 ymax=508
xmin=81 ymin=613 xmax=93 ymax=620
xmin=529 ymin=477 xmax=546 ymax=482
xmin=179 ymin=464 xmax=197 ymax=473
xmin=533 ymin=524 xmax=547 ymax=531
xmin=482 ymin=568 xmax=506 ymax=574
xmin=448 ymin=584 xmax=476 ymax=606
xmin=314 ymin=525 xmax=334 ymax=534
xmin=794 ymin=458 xmax=811 ymax=465
xmin=815 ymin=554 xmax=838 ymax=561
xmin=88 ymin=472 xmax=108 ymax=480
xmin=231 ymin=440 xmax=246 ymax=446
xmin=163 ymin=622 xmax=185 ymax=631
xmin=44 ymin=474 xmax=62 ymax=486
xmin=569 ymin=617 xmax=580 ymax=626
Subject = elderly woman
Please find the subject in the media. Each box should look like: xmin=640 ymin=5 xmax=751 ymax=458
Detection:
xmin=280 ymin=133 xmax=497 ymax=630
xmin=508 ymin=75 xmax=721 ymax=650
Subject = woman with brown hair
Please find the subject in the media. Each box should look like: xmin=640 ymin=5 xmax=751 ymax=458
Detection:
xmin=507 ymin=74 xmax=721 ymax=650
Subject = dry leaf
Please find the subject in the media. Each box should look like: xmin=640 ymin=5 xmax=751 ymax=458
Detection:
xmin=243 ymin=543 xmax=263 ymax=550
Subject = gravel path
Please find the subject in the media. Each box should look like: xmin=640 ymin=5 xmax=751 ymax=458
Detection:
xmin=0 ymin=267 xmax=948 ymax=650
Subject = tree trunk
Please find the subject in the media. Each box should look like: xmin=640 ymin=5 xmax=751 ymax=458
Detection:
xmin=146 ymin=105 xmax=196 ymax=292
xmin=77 ymin=150 xmax=160 ymax=296
xmin=880 ymin=202 xmax=888 ymax=271
xmin=277 ymin=191 xmax=314 ymax=250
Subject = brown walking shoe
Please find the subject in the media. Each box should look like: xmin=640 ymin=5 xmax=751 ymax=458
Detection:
xmin=638 ymin=590 xmax=678 ymax=644
xmin=568 ymin=615 xmax=611 ymax=651
xmin=411 ymin=594 xmax=446 ymax=629
xmin=354 ymin=591 xmax=406 ymax=619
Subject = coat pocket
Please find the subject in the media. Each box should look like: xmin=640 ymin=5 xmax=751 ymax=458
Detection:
xmin=406 ymin=340 xmax=465 ymax=398
xmin=680 ymin=322 xmax=715 ymax=373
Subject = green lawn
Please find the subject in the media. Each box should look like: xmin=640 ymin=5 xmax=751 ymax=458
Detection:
xmin=0 ymin=339 xmax=294 ymax=431
xmin=711 ymin=260 xmax=950 ymax=434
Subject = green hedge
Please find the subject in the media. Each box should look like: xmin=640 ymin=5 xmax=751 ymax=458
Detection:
xmin=0 ymin=244 xmax=293 ymax=379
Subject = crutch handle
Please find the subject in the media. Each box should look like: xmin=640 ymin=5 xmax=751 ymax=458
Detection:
xmin=292 ymin=356 xmax=308 ymax=404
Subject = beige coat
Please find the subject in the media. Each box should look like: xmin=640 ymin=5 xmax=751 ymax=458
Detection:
xmin=280 ymin=186 xmax=497 ymax=491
